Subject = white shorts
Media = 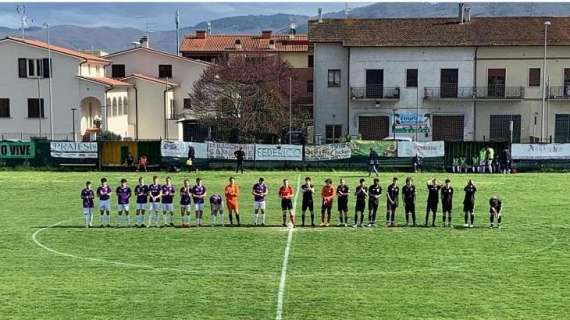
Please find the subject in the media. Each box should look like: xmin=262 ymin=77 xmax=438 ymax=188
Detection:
xmin=195 ymin=203 xmax=205 ymax=211
xmin=180 ymin=204 xmax=190 ymax=211
xmin=162 ymin=203 xmax=174 ymax=212
xmin=83 ymin=207 xmax=93 ymax=215
xmin=136 ymin=203 xmax=147 ymax=210
xmin=99 ymin=200 xmax=111 ymax=211
xmin=254 ymin=201 xmax=266 ymax=210
xmin=117 ymin=204 xmax=129 ymax=212
xmin=479 ymin=160 xmax=486 ymax=166
xmin=150 ymin=202 xmax=161 ymax=211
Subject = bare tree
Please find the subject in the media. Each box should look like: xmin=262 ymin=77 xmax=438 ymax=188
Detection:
xmin=189 ymin=54 xmax=302 ymax=143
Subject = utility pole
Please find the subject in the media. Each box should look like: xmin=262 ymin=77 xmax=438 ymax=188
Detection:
xmin=45 ymin=23 xmax=54 ymax=140
xmin=71 ymin=108 xmax=77 ymax=142
xmin=541 ymin=21 xmax=551 ymax=142
xmin=289 ymin=77 xmax=292 ymax=144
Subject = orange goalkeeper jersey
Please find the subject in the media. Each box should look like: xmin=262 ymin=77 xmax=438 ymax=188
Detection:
xmin=224 ymin=184 xmax=240 ymax=210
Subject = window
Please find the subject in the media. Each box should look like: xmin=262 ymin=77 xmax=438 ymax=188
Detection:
xmin=327 ymin=69 xmax=341 ymax=87
xmin=325 ymin=124 xmax=342 ymax=143
xmin=406 ymin=69 xmax=418 ymax=87
xmin=118 ymin=98 xmax=123 ymax=115
xmin=18 ymin=58 xmax=50 ymax=78
xmin=441 ymin=69 xmax=459 ymax=98
xmin=27 ymin=98 xmax=45 ymax=118
xmin=111 ymin=64 xmax=126 ymax=78
xmin=112 ymin=98 xmax=117 ymax=117
xmin=123 ymin=97 xmax=128 ymax=115
xmin=307 ymin=80 xmax=313 ymax=95
xmin=96 ymin=65 xmax=101 ymax=76
xmin=184 ymin=98 xmax=192 ymax=109
xmin=168 ymin=99 xmax=176 ymax=119
xmin=308 ymin=55 xmax=314 ymax=68
xmin=528 ymin=68 xmax=541 ymax=87
xmin=490 ymin=115 xmax=521 ymax=143
xmin=0 ymin=99 xmax=10 ymax=118
xmin=159 ymin=65 xmax=173 ymax=79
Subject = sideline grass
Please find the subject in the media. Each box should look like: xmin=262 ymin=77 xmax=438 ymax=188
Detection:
xmin=0 ymin=171 xmax=567 ymax=319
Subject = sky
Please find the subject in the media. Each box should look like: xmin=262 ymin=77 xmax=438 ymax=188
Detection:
xmin=0 ymin=2 xmax=370 ymax=30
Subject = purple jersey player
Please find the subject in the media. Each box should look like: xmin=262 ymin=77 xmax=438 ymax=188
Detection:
xmin=180 ymin=179 xmax=192 ymax=227
xmin=209 ymin=193 xmax=224 ymax=226
xmin=134 ymin=177 xmax=148 ymax=227
xmin=115 ymin=179 xmax=132 ymax=226
xmin=81 ymin=181 xmax=95 ymax=228
xmin=252 ymin=178 xmax=268 ymax=225
xmin=161 ymin=177 xmax=175 ymax=227
xmin=192 ymin=178 xmax=207 ymax=226
xmin=96 ymin=178 xmax=112 ymax=227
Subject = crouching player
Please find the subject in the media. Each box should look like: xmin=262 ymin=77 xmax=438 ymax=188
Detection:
xmin=81 ymin=181 xmax=95 ymax=228
xmin=97 ymin=178 xmax=112 ymax=227
xmin=134 ymin=177 xmax=148 ymax=227
xmin=210 ymin=193 xmax=224 ymax=226
xmin=116 ymin=178 xmax=132 ymax=227
xmin=192 ymin=178 xmax=207 ymax=227
xmin=463 ymin=180 xmax=477 ymax=228
xmin=180 ymin=179 xmax=192 ymax=227
xmin=279 ymin=179 xmax=295 ymax=227
xmin=489 ymin=196 xmax=503 ymax=228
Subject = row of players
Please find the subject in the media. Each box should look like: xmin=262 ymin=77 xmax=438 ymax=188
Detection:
xmin=80 ymin=176 xmax=504 ymax=229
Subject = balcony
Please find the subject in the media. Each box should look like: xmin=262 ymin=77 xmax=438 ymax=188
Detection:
xmin=549 ymin=86 xmax=570 ymax=100
xmin=350 ymin=85 xmax=400 ymax=100
xmin=424 ymin=86 xmax=474 ymax=100
xmin=474 ymin=86 xmax=524 ymax=100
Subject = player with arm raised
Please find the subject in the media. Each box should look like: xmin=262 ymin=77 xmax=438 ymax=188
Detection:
xmin=161 ymin=176 xmax=175 ymax=227
xmin=147 ymin=176 xmax=162 ymax=228
xmin=402 ymin=177 xmax=417 ymax=226
xmin=300 ymin=177 xmax=315 ymax=227
xmin=225 ymin=177 xmax=241 ymax=226
xmin=441 ymin=179 xmax=454 ymax=227
xmin=192 ymin=178 xmax=207 ymax=227
xmin=336 ymin=179 xmax=349 ymax=226
xmin=367 ymin=178 xmax=382 ymax=227
xmin=81 ymin=181 xmax=95 ymax=228
xmin=97 ymin=178 xmax=112 ymax=227
xmin=116 ymin=178 xmax=132 ymax=227
xmin=180 ymin=179 xmax=192 ymax=227
xmin=279 ymin=179 xmax=296 ymax=227
xmin=386 ymin=177 xmax=399 ymax=227
xmin=354 ymin=179 xmax=368 ymax=228
xmin=320 ymin=179 xmax=335 ymax=227
xmin=252 ymin=177 xmax=268 ymax=226
xmin=134 ymin=177 xmax=148 ymax=227
xmin=425 ymin=178 xmax=442 ymax=227
xmin=463 ymin=179 xmax=477 ymax=228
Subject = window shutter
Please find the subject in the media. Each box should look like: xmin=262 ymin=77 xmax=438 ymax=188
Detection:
xmin=43 ymin=58 xmax=50 ymax=78
xmin=18 ymin=58 xmax=27 ymax=78
xmin=40 ymin=99 xmax=45 ymax=118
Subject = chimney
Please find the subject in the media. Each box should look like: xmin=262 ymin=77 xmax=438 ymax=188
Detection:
xmin=288 ymin=23 xmax=296 ymax=38
xmin=261 ymin=30 xmax=272 ymax=39
xmin=458 ymin=3 xmax=465 ymax=24
xmin=207 ymin=22 xmax=212 ymax=34
xmin=268 ymin=39 xmax=275 ymax=50
xmin=318 ymin=8 xmax=323 ymax=23
xmin=139 ymin=35 xmax=149 ymax=48
xmin=465 ymin=7 xmax=471 ymax=23
xmin=234 ymin=39 xmax=242 ymax=50
xmin=195 ymin=30 xmax=207 ymax=39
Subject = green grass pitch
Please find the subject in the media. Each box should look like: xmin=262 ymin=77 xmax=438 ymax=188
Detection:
xmin=0 ymin=170 xmax=567 ymax=319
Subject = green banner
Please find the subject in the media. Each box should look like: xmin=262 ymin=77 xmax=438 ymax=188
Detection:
xmin=348 ymin=140 xmax=397 ymax=158
xmin=0 ymin=141 xmax=36 ymax=159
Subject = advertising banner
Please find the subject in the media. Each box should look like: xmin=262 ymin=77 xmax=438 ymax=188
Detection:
xmin=348 ymin=140 xmax=397 ymax=158
xmin=397 ymin=141 xmax=445 ymax=158
xmin=207 ymin=143 xmax=255 ymax=160
xmin=255 ymin=144 xmax=302 ymax=161
xmin=50 ymin=142 xmax=98 ymax=158
xmin=305 ymin=143 xmax=352 ymax=161
xmin=0 ymin=141 xmax=35 ymax=159
xmin=512 ymin=143 xmax=570 ymax=160
xmin=394 ymin=112 xmax=430 ymax=134
xmin=161 ymin=141 xmax=207 ymax=159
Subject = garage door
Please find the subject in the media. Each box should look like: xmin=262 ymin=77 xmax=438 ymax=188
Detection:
xmin=432 ymin=115 xmax=464 ymax=141
xmin=359 ymin=116 xmax=389 ymax=140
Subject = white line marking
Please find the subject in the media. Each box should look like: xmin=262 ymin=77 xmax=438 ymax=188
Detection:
xmin=31 ymin=220 xmax=276 ymax=278
xmin=275 ymin=174 xmax=301 ymax=320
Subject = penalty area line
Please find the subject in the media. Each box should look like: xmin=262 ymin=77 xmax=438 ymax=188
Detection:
xmin=275 ymin=174 xmax=301 ymax=320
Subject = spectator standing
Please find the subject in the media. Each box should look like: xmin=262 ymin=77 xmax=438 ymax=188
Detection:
xmin=234 ymin=147 xmax=245 ymax=174
xmin=368 ymin=148 xmax=380 ymax=177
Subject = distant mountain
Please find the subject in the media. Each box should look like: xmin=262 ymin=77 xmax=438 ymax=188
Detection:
xmin=2 ymin=3 xmax=570 ymax=54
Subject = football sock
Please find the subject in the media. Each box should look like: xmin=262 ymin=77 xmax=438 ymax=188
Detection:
xmin=470 ymin=214 xmax=475 ymax=225
xmin=220 ymin=213 xmax=224 ymax=225
xmin=354 ymin=213 xmax=358 ymax=225
xmin=448 ymin=214 xmax=451 ymax=224
xmin=229 ymin=214 xmax=233 ymax=224
xmin=405 ymin=213 xmax=409 ymax=224
xmin=84 ymin=214 xmax=90 ymax=226
xmin=301 ymin=213 xmax=306 ymax=225
xmin=432 ymin=213 xmax=436 ymax=225
xmin=464 ymin=213 xmax=468 ymax=224
xmin=411 ymin=212 xmax=416 ymax=225
xmin=310 ymin=211 xmax=315 ymax=225
xmin=262 ymin=213 xmax=266 ymax=224
xmin=368 ymin=212 xmax=372 ymax=224
xmin=498 ymin=215 xmax=502 ymax=224
xmin=254 ymin=213 xmax=259 ymax=225
xmin=490 ymin=215 xmax=494 ymax=224
xmin=339 ymin=214 xmax=344 ymax=224
xmin=425 ymin=213 xmax=429 ymax=225
xmin=100 ymin=214 xmax=104 ymax=225
xmin=390 ymin=212 xmax=395 ymax=225
xmin=283 ymin=214 xmax=287 ymax=225
xmin=236 ymin=214 xmax=240 ymax=225
xmin=359 ymin=213 xmax=364 ymax=225
xmin=126 ymin=214 xmax=131 ymax=226
xmin=327 ymin=213 xmax=331 ymax=223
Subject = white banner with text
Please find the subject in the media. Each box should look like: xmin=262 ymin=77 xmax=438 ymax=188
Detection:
xmin=50 ymin=142 xmax=98 ymax=158
xmin=397 ymin=141 xmax=445 ymax=158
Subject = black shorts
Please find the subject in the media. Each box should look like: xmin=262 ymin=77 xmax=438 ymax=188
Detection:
xmin=355 ymin=200 xmax=366 ymax=213
xmin=321 ymin=205 xmax=332 ymax=215
xmin=463 ymin=202 xmax=474 ymax=212
xmin=302 ymin=200 xmax=313 ymax=212
xmin=337 ymin=198 xmax=348 ymax=212
xmin=404 ymin=202 xmax=415 ymax=214
xmin=281 ymin=199 xmax=293 ymax=211
xmin=427 ymin=201 xmax=438 ymax=212
xmin=442 ymin=202 xmax=452 ymax=212
xmin=386 ymin=202 xmax=398 ymax=211
xmin=368 ymin=201 xmax=379 ymax=211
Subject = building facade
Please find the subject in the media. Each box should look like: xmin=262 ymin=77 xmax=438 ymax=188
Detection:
xmin=310 ymin=16 xmax=570 ymax=143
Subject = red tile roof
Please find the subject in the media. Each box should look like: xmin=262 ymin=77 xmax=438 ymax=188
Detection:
xmin=180 ymin=33 xmax=308 ymax=53
xmin=4 ymin=36 xmax=110 ymax=63
xmin=78 ymin=76 xmax=132 ymax=87
xmin=309 ymin=17 xmax=570 ymax=47
xmin=121 ymin=74 xmax=179 ymax=87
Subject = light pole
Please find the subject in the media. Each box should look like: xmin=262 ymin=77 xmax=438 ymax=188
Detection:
xmin=44 ymin=23 xmax=54 ymax=140
xmin=392 ymin=108 xmax=397 ymax=140
xmin=36 ymin=77 xmax=42 ymax=137
xmin=289 ymin=76 xmax=292 ymax=144
xmin=71 ymin=107 xmax=77 ymax=142
xmin=541 ymin=20 xmax=551 ymax=143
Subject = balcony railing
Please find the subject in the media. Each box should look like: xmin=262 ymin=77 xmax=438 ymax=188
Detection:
xmin=474 ymin=85 xmax=524 ymax=100
xmin=351 ymin=85 xmax=400 ymax=100
xmin=424 ymin=86 xmax=474 ymax=99
xmin=549 ymin=86 xmax=570 ymax=99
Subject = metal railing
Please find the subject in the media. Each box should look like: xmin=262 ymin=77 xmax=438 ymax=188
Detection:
xmin=350 ymin=85 xmax=400 ymax=100
xmin=549 ymin=86 xmax=570 ymax=99
xmin=424 ymin=86 xmax=474 ymax=99
xmin=474 ymin=86 xmax=524 ymax=99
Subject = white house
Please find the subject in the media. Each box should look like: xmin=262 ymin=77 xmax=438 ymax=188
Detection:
xmin=0 ymin=36 xmax=130 ymax=140
xmin=103 ymin=43 xmax=210 ymax=140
